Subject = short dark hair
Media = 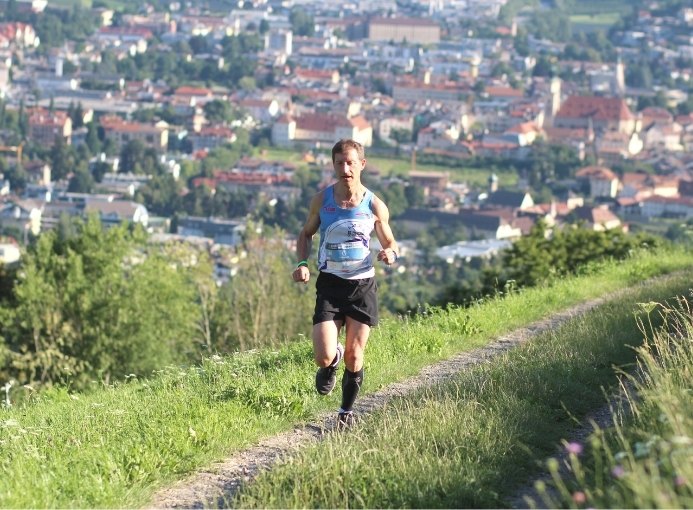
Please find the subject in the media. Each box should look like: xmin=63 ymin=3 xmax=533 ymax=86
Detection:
xmin=331 ymin=139 xmax=365 ymax=162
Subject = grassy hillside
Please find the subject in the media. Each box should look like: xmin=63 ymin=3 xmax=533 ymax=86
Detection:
xmin=0 ymin=248 xmax=690 ymax=508
xmin=235 ymin=274 xmax=691 ymax=508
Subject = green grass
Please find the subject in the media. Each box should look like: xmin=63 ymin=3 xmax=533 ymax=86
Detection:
xmin=233 ymin=274 xmax=692 ymax=508
xmin=535 ymin=296 xmax=693 ymax=508
xmin=0 ymin=248 xmax=691 ymax=507
xmin=570 ymin=12 xmax=623 ymax=29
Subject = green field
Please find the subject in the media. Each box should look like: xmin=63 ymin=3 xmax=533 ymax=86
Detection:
xmin=570 ymin=12 xmax=623 ymax=31
xmin=0 ymin=249 xmax=690 ymax=507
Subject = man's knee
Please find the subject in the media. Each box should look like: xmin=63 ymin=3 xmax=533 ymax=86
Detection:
xmin=314 ymin=352 xmax=333 ymax=368
xmin=343 ymin=349 xmax=364 ymax=371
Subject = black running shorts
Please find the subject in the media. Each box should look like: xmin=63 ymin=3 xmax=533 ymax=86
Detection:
xmin=312 ymin=272 xmax=379 ymax=327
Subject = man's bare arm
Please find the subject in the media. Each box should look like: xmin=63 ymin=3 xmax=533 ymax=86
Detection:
xmin=372 ymin=195 xmax=399 ymax=265
xmin=293 ymin=192 xmax=323 ymax=283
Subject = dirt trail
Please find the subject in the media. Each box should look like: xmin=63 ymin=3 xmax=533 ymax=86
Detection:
xmin=147 ymin=287 xmax=639 ymax=509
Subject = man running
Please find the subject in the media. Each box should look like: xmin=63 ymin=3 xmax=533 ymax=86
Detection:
xmin=292 ymin=139 xmax=399 ymax=428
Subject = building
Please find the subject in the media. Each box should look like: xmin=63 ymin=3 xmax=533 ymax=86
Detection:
xmin=554 ymin=96 xmax=635 ymax=134
xmin=83 ymin=199 xmax=149 ymax=227
xmin=177 ymin=216 xmax=245 ymax=246
xmin=187 ymin=125 xmax=236 ymax=152
xmin=100 ymin=116 xmax=169 ymax=151
xmin=575 ymin=165 xmax=620 ymax=199
xmin=27 ymin=109 xmax=72 ymax=146
xmin=570 ymin=205 xmax=623 ymax=231
xmin=368 ymin=17 xmax=440 ymax=45
xmin=271 ymin=112 xmax=372 ymax=148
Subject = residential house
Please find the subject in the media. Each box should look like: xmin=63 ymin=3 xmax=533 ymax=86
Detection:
xmin=100 ymin=116 xmax=169 ymax=152
xmin=392 ymin=76 xmax=471 ymax=105
xmin=397 ymin=208 xmax=522 ymax=240
xmin=84 ymin=199 xmax=149 ymax=227
xmin=619 ymin=171 xmax=680 ymax=200
xmin=187 ymin=125 xmax=236 ymax=152
xmin=0 ymin=198 xmax=43 ymax=236
xmin=570 ymin=205 xmax=623 ymax=231
xmin=271 ymin=112 xmax=372 ymax=147
xmin=93 ymin=26 xmax=152 ymax=54
xmin=28 ymin=109 xmax=72 ymax=146
xmin=0 ymin=22 xmax=39 ymax=48
xmin=177 ymin=216 xmax=245 ymax=246
xmin=641 ymin=122 xmax=684 ymax=152
xmin=408 ymin=170 xmax=449 ymax=192
xmin=172 ymin=86 xmax=215 ymax=107
xmin=238 ymin=98 xmax=280 ymax=124
xmin=483 ymin=190 xmax=534 ymax=211
xmin=595 ymin=130 xmax=644 ymax=163
xmin=293 ymin=67 xmax=340 ymax=86
xmin=377 ymin=115 xmax=414 ymax=144
xmin=575 ymin=165 xmax=620 ymax=199
xmin=503 ymin=122 xmax=543 ymax=146
xmin=368 ymin=17 xmax=441 ymax=45
xmin=416 ymin=121 xmax=460 ymax=150
xmin=435 ymin=239 xmax=512 ymax=263
xmin=22 ymin=160 xmax=51 ymax=186
xmin=0 ymin=237 xmax=20 ymax=265
xmin=96 ymin=172 xmax=151 ymax=197
xmin=641 ymin=195 xmax=693 ymax=219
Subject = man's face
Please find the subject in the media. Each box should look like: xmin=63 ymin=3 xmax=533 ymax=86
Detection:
xmin=333 ymin=148 xmax=366 ymax=184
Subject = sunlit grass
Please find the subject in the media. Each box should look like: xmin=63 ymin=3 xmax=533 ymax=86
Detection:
xmin=0 ymin=248 xmax=690 ymax=507
xmin=233 ymin=276 xmax=692 ymax=508
xmin=533 ymin=296 xmax=693 ymax=509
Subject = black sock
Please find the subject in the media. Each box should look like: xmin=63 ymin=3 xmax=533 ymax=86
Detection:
xmin=340 ymin=368 xmax=364 ymax=413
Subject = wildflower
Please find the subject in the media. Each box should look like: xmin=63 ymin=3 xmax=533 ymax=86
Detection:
xmin=566 ymin=441 xmax=584 ymax=455
xmin=674 ymin=475 xmax=686 ymax=488
xmin=611 ymin=465 xmax=626 ymax=478
xmin=572 ymin=491 xmax=586 ymax=504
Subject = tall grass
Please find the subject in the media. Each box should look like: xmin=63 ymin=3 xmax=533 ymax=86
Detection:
xmin=0 ymin=248 xmax=690 ymax=508
xmin=233 ymin=276 xmax=692 ymax=508
xmin=533 ymin=297 xmax=693 ymax=509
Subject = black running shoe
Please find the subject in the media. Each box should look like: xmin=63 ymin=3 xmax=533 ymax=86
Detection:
xmin=336 ymin=411 xmax=356 ymax=430
xmin=315 ymin=343 xmax=343 ymax=395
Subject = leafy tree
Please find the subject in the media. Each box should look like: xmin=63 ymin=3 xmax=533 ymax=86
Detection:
xmin=189 ymin=35 xmax=210 ymax=54
xmin=68 ymin=165 xmax=94 ymax=193
xmin=211 ymin=222 xmax=313 ymax=351
xmin=119 ymin=140 xmax=163 ymax=175
xmin=289 ymin=7 xmax=315 ymax=37
xmin=49 ymin=136 xmax=75 ymax=181
xmin=203 ymin=99 xmax=238 ymax=123
xmin=136 ymin=174 xmax=182 ymax=217
xmin=85 ymin=121 xmax=101 ymax=154
xmin=390 ymin=128 xmax=413 ymax=145
xmin=0 ymin=216 xmax=206 ymax=388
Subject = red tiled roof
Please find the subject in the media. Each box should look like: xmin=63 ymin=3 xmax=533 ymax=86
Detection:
xmin=296 ymin=113 xmax=352 ymax=130
xmin=174 ymin=86 xmax=212 ymax=96
xmin=486 ymin=86 xmax=524 ymax=98
xmin=557 ymin=96 xmax=633 ymax=122
xmin=575 ymin=165 xmax=618 ymax=180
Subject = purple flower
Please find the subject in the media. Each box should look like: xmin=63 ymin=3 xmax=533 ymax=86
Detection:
xmin=566 ymin=441 xmax=584 ymax=455
xmin=674 ymin=475 xmax=686 ymax=487
xmin=611 ymin=465 xmax=626 ymax=479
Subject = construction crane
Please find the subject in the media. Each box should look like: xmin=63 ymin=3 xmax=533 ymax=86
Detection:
xmin=0 ymin=142 xmax=23 ymax=163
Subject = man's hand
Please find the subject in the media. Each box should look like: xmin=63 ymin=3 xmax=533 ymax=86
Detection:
xmin=293 ymin=265 xmax=310 ymax=283
xmin=377 ymin=248 xmax=398 ymax=265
